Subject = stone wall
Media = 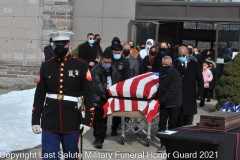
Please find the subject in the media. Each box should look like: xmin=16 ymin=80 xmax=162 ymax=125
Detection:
xmin=42 ymin=0 xmax=74 ymax=49
xmin=0 ymin=0 xmax=43 ymax=64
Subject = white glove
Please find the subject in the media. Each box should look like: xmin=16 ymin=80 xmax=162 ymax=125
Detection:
xmin=80 ymin=124 xmax=91 ymax=135
xmin=32 ymin=125 xmax=41 ymax=134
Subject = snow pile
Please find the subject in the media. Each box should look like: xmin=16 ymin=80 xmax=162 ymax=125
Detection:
xmin=0 ymin=88 xmax=41 ymax=153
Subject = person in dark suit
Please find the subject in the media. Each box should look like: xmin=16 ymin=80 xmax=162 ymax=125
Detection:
xmin=173 ymin=45 xmax=204 ymax=126
xmin=78 ymin=33 xmax=99 ymax=69
xmin=44 ymin=37 xmax=55 ymax=60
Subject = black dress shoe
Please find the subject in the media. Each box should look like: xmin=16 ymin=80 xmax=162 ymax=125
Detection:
xmin=157 ymin=145 xmax=166 ymax=153
xmin=199 ymin=102 xmax=205 ymax=107
xmin=93 ymin=140 xmax=103 ymax=149
xmin=111 ymin=130 xmax=117 ymax=136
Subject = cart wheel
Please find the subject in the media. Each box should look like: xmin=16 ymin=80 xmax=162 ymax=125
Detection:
xmin=146 ymin=138 xmax=151 ymax=147
xmin=121 ymin=136 xmax=125 ymax=145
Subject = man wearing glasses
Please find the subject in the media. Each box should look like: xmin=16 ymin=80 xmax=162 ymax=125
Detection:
xmin=78 ymin=33 xmax=99 ymax=69
xmin=173 ymin=45 xmax=204 ymax=126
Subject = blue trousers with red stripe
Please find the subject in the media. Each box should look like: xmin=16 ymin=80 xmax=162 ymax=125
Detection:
xmin=42 ymin=130 xmax=80 ymax=160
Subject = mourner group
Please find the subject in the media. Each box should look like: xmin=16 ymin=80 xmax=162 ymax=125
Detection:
xmin=32 ymin=31 xmax=220 ymax=159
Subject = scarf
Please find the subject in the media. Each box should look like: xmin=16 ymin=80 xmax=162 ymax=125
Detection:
xmin=159 ymin=65 xmax=175 ymax=77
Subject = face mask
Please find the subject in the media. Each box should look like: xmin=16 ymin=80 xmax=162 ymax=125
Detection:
xmin=54 ymin=47 xmax=69 ymax=59
xmin=123 ymin=50 xmax=130 ymax=57
xmin=178 ymin=56 xmax=187 ymax=63
xmin=140 ymin=46 xmax=145 ymax=49
xmin=88 ymin=39 xmax=94 ymax=45
xmin=160 ymin=48 xmax=167 ymax=52
xmin=113 ymin=54 xmax=121 ymax=60
xmin=162 ymin=66 xmax=170 ymax=72
xmin=96 ymin=39 xmax=101 ymax=44
xmin=194 ymin=52 xmax=198 ymax=55
xmin=102 ymin=63 xmax=111 ymax=70
xmin=150 ymin=52 xmax=156 ymax=56
xmin=203 ymin=66 xmax=208 ymax=69
xmin=50 ymin=42 xmax=54 ymax=47
xmin=146 ymin=45 xmax=151 ymax=50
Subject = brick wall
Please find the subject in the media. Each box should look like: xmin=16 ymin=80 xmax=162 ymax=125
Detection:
xmin=42 ymin=0 xmax=74 ymax=50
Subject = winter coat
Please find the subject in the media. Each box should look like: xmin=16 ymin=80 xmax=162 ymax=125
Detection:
xmin=173 ymin=59 xmax=204 ymax=115
xmin=139 ymin=39 xmax=154 ymax=59
xmin=139 ymin=55 xmax=155 ymax=74
xmin=158 ymin=67 xmax=182 ymax=108
xmin=127 ymin=56 xmax=139 ymax=77
xmin=44 ymin=45 xmax=55 ymax=60
xmin=91 ymin=63 xmax=119 ymax=108
xmin=111 ymin=55 xmax=131 ymax=82
xmin=202 ymin=68 xmax=213 ymax=88
xmin=104 ymin=37 xmax=121 ymax=57
xmin=78 ymin=41 xmax=98 ymax=69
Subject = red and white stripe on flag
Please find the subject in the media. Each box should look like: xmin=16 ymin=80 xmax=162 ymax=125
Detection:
xmin=108 ymin=72 xmax=159 ymax=99
xmin=103 ymin=98 xmax=159 ymax=122
xmin=104 ymin=72 xmax=160 ymax=122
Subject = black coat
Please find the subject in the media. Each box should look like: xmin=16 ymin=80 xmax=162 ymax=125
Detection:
xmin=32 ymin=54 xmax=94 ymax=133
xmin=139 ymin=55 xmax=152 ymax=74
xmin=91 ymin=63 xmax=119 ymax=108
xmin=173 ymin=59 xmax=204 ymax=115
xmin=158 ymin=68 xmax=182 ymax=107
xmin=44 ymin=45 xmax=55 ymax=60
xmin=104 ymin=37 xmax=121 ymax=57
xmin=95 ymin=43 xmax=103 ymax=58
xmin=111 ymin=56 xmax=131 ymax=82
xmin=78 ymin=41 xmax=98 ymax=69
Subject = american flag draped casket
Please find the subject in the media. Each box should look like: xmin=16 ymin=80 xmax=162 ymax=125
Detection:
xmin=103 ymin=72 xmax=160 ymax=122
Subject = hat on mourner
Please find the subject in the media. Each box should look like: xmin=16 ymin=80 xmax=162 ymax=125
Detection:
xmin=49 ymin=31 xmax=74 ymax=46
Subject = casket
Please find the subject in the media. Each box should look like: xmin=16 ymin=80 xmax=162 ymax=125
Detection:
xmin=103 ymin=72 xmax=160 ymax=122
xmin=199 ymin=111 xmax=240 ymax=132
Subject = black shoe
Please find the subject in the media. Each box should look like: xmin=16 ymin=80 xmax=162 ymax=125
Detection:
xmin=93 ymin=140 xmax=103 ymax=149
xmin=157 ymin=145 xmax=166 ymax=153
xmin=111 ymin=130 xmax=117 ymax=136
xmin=207 ymin=99 xmax=211 ymax=102
xmin=199 ymin=102 xmax=204 ymax=107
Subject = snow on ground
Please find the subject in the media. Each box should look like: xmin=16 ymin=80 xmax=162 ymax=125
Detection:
xmin=0 ymin=88 xmax=41 ymax=153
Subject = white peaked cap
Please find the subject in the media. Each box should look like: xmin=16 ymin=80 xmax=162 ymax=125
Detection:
xmin=49 ymin=31 xmax=74 ymax=41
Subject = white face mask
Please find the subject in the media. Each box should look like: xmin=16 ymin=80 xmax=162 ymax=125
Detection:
xmin=194 ymin=52 xmax=198 ymax=55
xmin=203 ymin=66 xmax=208 ymax=69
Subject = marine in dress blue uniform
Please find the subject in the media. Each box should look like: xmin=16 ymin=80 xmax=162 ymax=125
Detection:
xmin=32 ymin=31 xmax=94 ymax=160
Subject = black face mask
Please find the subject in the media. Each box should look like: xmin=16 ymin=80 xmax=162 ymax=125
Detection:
xmin=96 ymin=39 xmax=101 ymax=44
xmin=54 ymin=47 xmax=69 ymax=59
xmin=160 ymin=48 xmax=167 ymax=52
xmin=130 ymin=46 xmax=134 ymax=49
xmin=162 ymin=65 xmax=170 ymax=72
xmin=123 ymin=50 xmax=130 ymax=57
xmin=150 ymin=52 xmax=156 ymax=56
xmin=140 ymin=46 xmax=145 ymax=49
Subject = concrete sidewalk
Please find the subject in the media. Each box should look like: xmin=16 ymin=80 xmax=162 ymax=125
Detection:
xmin=0 ymin=89 xmax=217 ymax=160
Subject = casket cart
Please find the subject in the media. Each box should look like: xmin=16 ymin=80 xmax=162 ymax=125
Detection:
xmin=103 ymin=72 xmax=160 ymax=147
